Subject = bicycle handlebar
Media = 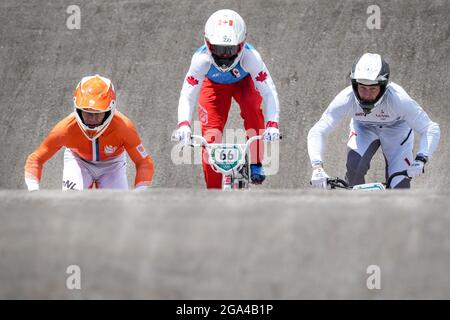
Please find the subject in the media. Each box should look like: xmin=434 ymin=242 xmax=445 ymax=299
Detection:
xmin=190 ymin=135 xmax=264 ymax=152
xmin=326 ymin=177 xmax=350 ymax=189
xmin=189 ymin=134 xmax=209 ymax=148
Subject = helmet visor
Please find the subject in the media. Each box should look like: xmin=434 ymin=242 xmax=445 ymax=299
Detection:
xmin=356 ymin=79 xmax=380 ymax=86
xmin=208 ymin=44 xmax=242 ymax=58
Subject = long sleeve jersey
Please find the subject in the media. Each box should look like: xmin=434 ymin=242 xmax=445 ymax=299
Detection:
xmin=177 ymin=43 xmax=280 ymax=125
xmin=307 ymin=82 xmax=440 ymax=164
xmin=25 ymin=111 xmax=154 ymax=188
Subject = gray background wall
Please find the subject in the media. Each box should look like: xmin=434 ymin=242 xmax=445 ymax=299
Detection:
xmin=0 ymin=0 xmax=448 ymax=189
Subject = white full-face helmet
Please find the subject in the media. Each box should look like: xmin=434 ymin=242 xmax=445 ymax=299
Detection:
xmin=350 ymin=53 xmax=390 ymax=113
xmin=204 ymin=9 xmax=247 ymax=72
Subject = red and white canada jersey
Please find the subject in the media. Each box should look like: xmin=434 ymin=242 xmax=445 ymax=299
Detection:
xmin=177 ymin=43 xmax=280 ymax=126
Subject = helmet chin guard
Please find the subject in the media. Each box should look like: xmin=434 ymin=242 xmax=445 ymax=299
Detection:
xmin=206 ymin=40 xmax=245 ymax=72
xmin=74 ymin=107 xmax=115 ymax=141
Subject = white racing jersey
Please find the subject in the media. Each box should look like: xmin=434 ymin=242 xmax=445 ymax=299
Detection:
xmin=308 ymin=82 xmax=440 ymax=164
xmin=177 ymin=43 xmax=280 ymax=125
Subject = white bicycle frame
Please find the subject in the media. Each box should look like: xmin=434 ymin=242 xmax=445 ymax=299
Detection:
xmin=190 ymin=135 xmax=263 ymax=190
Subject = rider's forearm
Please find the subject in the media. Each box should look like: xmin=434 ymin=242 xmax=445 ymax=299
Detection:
xmin=258 ymin=79 xmax=280 ymax=124
xmin=177 ymin=53 xmax=208 ymax=125
xmin=24 ymin=152 xmax=45 ymax=185
xmin=133 ymin=157 xmax=154 ymax=188
xmin=24 ymin=152 xmax=42 ymax=190
xmin=307 ymin=102 xmax=346 ymax=166
xmin=178 ymin=85 xmax=201 ymax=124
xmin=402 ymin=101 xmax=440 ymax=159
xmin=23 ymin=127 xmax=63 ymax=187
xmin=416 ymin=121 xmax=440 ymax=159
xmin=307 ymin=120 xmax=333 ymax=166
xmin=177 ymin=97 xmax=196 ymax=125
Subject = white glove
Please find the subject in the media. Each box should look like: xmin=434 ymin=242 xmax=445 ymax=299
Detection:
xmin=310 ymin=167 xmax=329 ymax=189
xmin=407 ymin=160 xmax=425 ymax=177
xmin=25 ymin=177 xmax=40 ymax=191
xmin=263 ymin=125 xmax=280 ymax=142
xmin=172 ymin=124 xmax=192 ymax=145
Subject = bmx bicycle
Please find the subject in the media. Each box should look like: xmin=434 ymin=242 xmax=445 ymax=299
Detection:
xmin=326 ymin=170 xmax=411 ymax=190
xmin=185 ymin=134 xmax=277 ymax=190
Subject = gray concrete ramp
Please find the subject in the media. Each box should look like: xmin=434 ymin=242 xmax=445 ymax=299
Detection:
xmin=1 ymin=190 xmax=449 ymax=299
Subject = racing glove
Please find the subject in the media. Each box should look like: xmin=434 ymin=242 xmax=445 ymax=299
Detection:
xmin=310 ymin=166 xmax=329 ymax=189
xmin=172 ymin=121 xmax=192 ymax=145
xmin=134 ymin=185 xmax=148 ymax=192
xmin=263 ymin=121 xmax=280 ymax=142
xmin=407 ymin=154 xmax=428 ymax=178
xmin=25 ymin=177 xmax=40 ymax=191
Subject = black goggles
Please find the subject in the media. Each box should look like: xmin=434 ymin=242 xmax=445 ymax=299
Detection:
xmin=209 ymin=44 xmax=242 ymax=58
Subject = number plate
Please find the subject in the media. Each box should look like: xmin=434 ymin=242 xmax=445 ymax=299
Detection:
xmin=352 ymin=182 xmax=386 ymax=191
xmin=210 ymin=145 xmax=243 ymax=173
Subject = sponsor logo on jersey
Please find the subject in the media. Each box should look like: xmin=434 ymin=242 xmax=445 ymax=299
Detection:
xmin=255 ymin=71 xmax=268 ymax=82
xmin=186 ymin=76 xmax=199 ymax=86
xmin=375 ymin=110 xmax=390 ymax=119
xmin=62 ymin=180 xmax=76 ymax=190
xmin=136 ymin=144 xmax=148 ymax=158
xmin=231 ymin=68 xmax=241 ymax=78
xmin=104 ymin=145 xmax=117 ymax=154
xmin=355 ymin=112 xmax=366 ymax=117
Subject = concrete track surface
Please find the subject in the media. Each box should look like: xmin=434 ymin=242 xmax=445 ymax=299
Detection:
xmin=0 ymin=0 xmax=449 ymax=299
xmin=1 ymin=189 xmax=450 ymax=299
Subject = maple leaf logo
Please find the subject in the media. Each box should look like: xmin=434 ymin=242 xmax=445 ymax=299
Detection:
xmin=255 ymin=71 xmax=268 ymax=82
xmin=186 ymin=76 xmax=199 ymax=86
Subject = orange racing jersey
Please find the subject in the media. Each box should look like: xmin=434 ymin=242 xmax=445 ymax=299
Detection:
xmin=24 ymin=111 xmax=154 ymax=188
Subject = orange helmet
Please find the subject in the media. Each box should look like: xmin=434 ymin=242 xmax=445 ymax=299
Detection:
xmin=73 ymin=74 xmax=116 ymax=140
